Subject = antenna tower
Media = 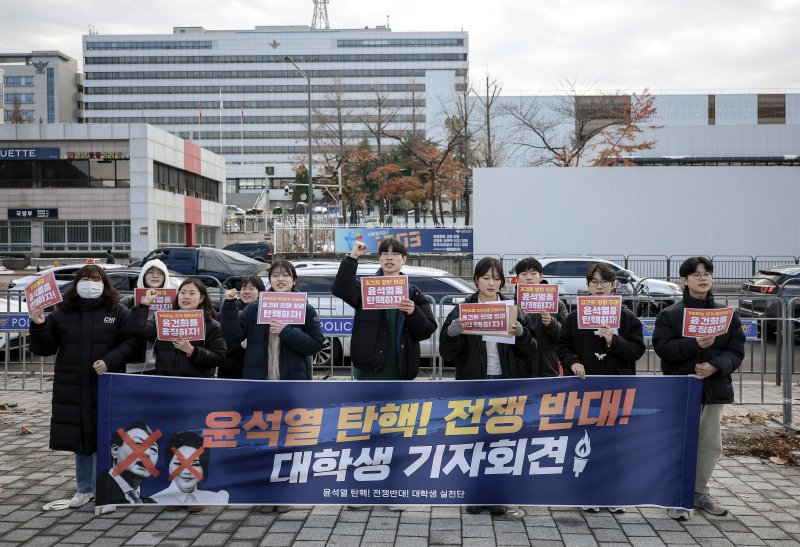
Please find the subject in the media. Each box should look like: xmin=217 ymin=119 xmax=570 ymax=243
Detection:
xmin=311 ymin=0 xmax=330 ymax=30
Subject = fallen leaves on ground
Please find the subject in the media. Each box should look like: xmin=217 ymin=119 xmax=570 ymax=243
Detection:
xmin=18 ymin=424 xmax=33 ymax=434
xmin=724 ymin=428 xmax=800 ymax=464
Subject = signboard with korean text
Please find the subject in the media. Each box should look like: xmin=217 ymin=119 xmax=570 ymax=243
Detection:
xmin=8 ymin=208 xmax=58 ymax=219
xmin=96 ymin=374 xmax=702 ymax=509
xmin=361 ymin=276 xmax=409 ymax=310
xmin=682 ymin=307 xmax=735 ymax=338
xmin=517 ymin=284 xmax=559 ymax=314
xmin=641 ymin=318 xmax=758 ymax=341
xmin=24 ymin=271 xmax=62 ymax=311
xmin=134 ymin=289 xmax=177 ymax=316
xmin=155 ymin=310 xmax=205 ymax=341
xmin=0 ymin=147 xmax=59 ymax=160
xmin=335 ymin=228 xmax=473 ymax=254
xmin=66 ymin=151 xmax=129 ymax=160
xmin=577 ymin=296 xmax=622 ymax=330
xmin=257 ymin=292 xmax=308 ymax=325
xmin=459 ymin=301 xmax=514 ymax=336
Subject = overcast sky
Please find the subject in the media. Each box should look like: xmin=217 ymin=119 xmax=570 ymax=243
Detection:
xmin=2 ymin=0 xmax=799 ymax=94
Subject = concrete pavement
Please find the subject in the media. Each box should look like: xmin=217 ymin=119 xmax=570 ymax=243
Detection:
xmin=1 ymin=379 xmax=800 ymax=547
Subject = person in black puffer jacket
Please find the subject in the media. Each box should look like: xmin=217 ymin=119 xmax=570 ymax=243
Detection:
xmin=218 ymin=275 xmax=266 ymax=379
xmin=513 ymin=257 xmax=568 ymax=377
xmin=653 ymin=256 xmax=744 ymax=521
xmin=331 ymin=237 xmax=437 ymax=380
xmin=126 ymin=278 xmax=226 ymax=378
xmin=29 ymin=265 xmax=140 ymax=509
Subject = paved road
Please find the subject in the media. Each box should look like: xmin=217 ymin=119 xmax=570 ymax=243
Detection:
xmin=1 ymin=379 xmax=800 ymax=546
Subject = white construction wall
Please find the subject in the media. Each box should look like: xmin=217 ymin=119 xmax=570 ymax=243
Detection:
xmin=473 ymin=166 xmax=800 ymax=258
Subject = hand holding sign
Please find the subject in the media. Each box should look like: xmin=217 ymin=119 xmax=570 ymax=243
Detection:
xmin=142 ymin=288 xmax=159 ymax=306
xmin=350 ymin=241 xmax=367 ymax=259
xmin=29 ymin=307 xmax=45 ymax=325
xmin=696 ymin=335 xmax=716 ymax=348
xmin=269 ymin=320 xmax=287 ymax=335
xmin=172 ymin=338 xmax=194 ymax=356
xmin=397 ymin=298 xmax=415 ymax=315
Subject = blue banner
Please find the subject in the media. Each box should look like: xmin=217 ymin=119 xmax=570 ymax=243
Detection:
xmin=335 ymin=228 xmax=473 ymax=254
xmin=0 ymin=147 xmax=60 ymax=160
xmin=319 ymin=317 xmax=353 ymax=336
xmin=97 ymin=375 xmax=701 ymax=508
xmin=0 ymin=313 xmax=30 ymax=331
xmin=641 ymin=319 xmax=759 ymax=340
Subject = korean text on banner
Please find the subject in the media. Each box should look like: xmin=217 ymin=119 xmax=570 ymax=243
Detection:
xmin=135 ymin=288 xmax=176 ymax=315
xmin=257 ymin=292 xmax=308 ymax=325
xmin=517 ymin=284 xmax=559 ymax=314
xmin=361 ymin=276 xmax=409 ymax=310
xmin=96 ymin=374 xmax=702 ymax=509
xmin=24 ymin=271 xmax=62 ymax=311
xmin=682 ymin=307 xmax=735 ymax=338
xmin=577 ymin=296 xmax=622 ymax=330
xmin=155 ymin=310 xmax=205 ymax=341
xmin=459 ymin=301 xmax=515 ymax=336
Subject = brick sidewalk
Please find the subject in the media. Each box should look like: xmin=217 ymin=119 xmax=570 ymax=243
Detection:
xmin=1 ymin=383 xmax=800 ymax=547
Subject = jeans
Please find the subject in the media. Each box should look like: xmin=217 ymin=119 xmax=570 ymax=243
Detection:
xmin=74 ymin=452 xmax=97 ymax=495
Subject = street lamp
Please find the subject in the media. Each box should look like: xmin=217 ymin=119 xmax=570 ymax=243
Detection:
xmin=284 ymin=56 xmax=314 ymax=257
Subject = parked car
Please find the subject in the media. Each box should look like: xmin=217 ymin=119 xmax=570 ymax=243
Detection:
xmin=226 ymin=205 xmax=246 ymax=218
xmin=223 ymin=241 xmax=273 ymax=262
xmin=510 ymin=256 xmax=682 ymax=315
xmin=8 ymin=263 xmax=126 ymax=295
xmin=225 ymin=260 xmax=475 ymax=368
xmin=130 ymin=247 xmax=267 ymax=282
xmin=245 ymin=208 xmax=265 ymax=215
xmin=740 ymin=264 xmax=800 ymax=338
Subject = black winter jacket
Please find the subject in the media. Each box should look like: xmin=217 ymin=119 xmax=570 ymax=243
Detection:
xmin=331 ymin=257 xmax=438 ymax=379
xmin=29 ymin=298 xmax=139 ymax=455
xmin=653 ymin=290 xmax=745 ymax=404
xmin=221 ymin=298 xmax=325 ymax=380
xmin=520 ymin=299 xmax=568 ymax=377
xmin=439 ymin=292 xmax=536 ymax=380
xmin=218 ymin=298 xmax=248 ymax=379
xmin=558 ymin=308 xmax=645 ymax=376
xmin=126 ymin=305 xmax=226 ymax=377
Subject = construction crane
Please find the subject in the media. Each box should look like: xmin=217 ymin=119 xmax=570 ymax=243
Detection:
xmin=311 ymin=0 xmax=330 ymax=30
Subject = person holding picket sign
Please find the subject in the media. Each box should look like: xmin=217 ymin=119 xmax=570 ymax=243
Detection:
xmin=439 ymin=256 xmax=535 ymax=517
xmin=221 ymin=260 xmax=324 ymax=381
xmin=653 ymin=257 xmax=744 ymax=521
xmin=557 ymin=262 xmax=645 ymax=514
xmin=125 ymin=278 xmax=226 ymax=378
xmin=28 ymin=264 xmax=140 ymax=509
xmin=120 ymin=259 xmax=171 ymax=374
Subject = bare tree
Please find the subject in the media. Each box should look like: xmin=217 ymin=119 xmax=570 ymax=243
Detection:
xmin=8 ymin=96 xmax=27 ymax=124
xmin=500 ymin=77 xmax=659 ymax=167
xmin=474 ymin=73 xmax=506 ymax=168
xmin=311 ymin=77 xmax=359 ymax=181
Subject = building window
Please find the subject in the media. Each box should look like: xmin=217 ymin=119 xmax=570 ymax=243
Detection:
xmin=757 ymin=94 xmax=785 ymax=125
xmin=195 ymin=225 xmax=217 ymax=247
xmin=3 ymin=110 xmax=35 ymax=122
xmin=157 ymin=221 xmax=186 ymax=246
xmin=575 ymin=95 xmax=631 ymax=140
xmin=153 ymin=161 xmax=221 ymax=202
xmin=47 ymin=68 xmax=55 ymax=123
xmin=0 ymin=159 xmax=130 ymax=189
xmin=0 ymin=221 xmax=32 ymax=253
xmin=4 ymin=93 xmax=34 ymax=103
xmin=708 ymin=95 xmax=715 ymax=125
xmin=3 ymin=76 xmax=34 ymax=86
xmin=42 ymin=220 xmax=131 ymax=252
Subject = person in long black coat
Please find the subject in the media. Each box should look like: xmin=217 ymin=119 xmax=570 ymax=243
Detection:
xmin=29 ymin=264 xmax=139 ymax=509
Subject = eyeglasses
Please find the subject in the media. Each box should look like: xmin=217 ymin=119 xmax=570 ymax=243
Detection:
xmin=380 ymin=252 xmax=402 ymax=259
xmin=588 ymin=279 xmax=612 ymax=288
xmin=688 ymin=272 xmax=713 ymax=279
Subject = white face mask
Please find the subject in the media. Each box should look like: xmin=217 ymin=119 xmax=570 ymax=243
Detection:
xmin=77 ymin=280 xmax=104 ymax=299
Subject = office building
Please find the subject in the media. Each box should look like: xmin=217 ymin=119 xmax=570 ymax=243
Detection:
xmin=1 ymin=51 xmax=81 ymax=124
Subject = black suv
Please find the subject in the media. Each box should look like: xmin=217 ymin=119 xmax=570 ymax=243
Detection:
xmin=740 ymin=264 xmax=800 ymax=337
xmin=222 ymin=241 xmax=273 ymax=262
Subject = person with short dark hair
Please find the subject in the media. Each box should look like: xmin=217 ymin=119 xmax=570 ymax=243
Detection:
xmin=440 ymin=256 xmax=535 ymax=518
xmin=514 ymin=257 xmax=568 ymax=377
xmin=557 ymin=262 xmax=645 ymax=515
xmin=221 ymin=262 xmax=323 ymax=380
xmin=106 ymin=249 xmax=116 ymax=264
xmin=331 ymin=237 xmax=437 ymax=380
xmin=96 ymin=422 xmax=159 ymax=504
xmin=151 ymin=431 xmax=229 ymax=505
xmin=28 ymin=265 xmax=140 ymax=508
xmin=653 ymin=256 xmax=744 ymax=521
xmin=218 ymin=275 xmax=266 ymax=379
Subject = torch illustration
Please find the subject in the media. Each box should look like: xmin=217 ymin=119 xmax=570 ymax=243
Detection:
xmin=573 ymin=431 xmax=592 ymax=477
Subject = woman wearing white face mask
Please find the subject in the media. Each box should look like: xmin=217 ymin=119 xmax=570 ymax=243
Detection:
xmin=28 ymin=265 xmax=140 ymax=509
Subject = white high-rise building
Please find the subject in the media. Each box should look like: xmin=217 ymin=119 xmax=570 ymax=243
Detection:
xmin=82 ymin=26 xmax=468 ymax=204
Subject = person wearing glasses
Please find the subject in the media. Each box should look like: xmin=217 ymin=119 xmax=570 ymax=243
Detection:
xmin=332 ymin=237 xmax=437 ymax=381
xmin=653 ymin=257 xmax=744 ymax=521
xmin=557 ymin=262 xmax=645 ymax=514
xmin=126 ymin=278 xmax=227 ymax=378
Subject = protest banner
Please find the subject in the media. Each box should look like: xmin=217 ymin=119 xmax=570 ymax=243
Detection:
xmin=257 ymin=292 xmax=308 ymax=325
xmin=517 ymin=284 xmax=559 ymax=314
xmin=134 ymin=288 xmax=176 ymax=315
xmin=155 ymin=310 xmax=205 ymax=341
xmin=96 ymin=374 xmax=701 ymax=509
xmin=361 ymin=276 xmax=409 ymax=310
xmin=459 ymin=301 xmax=515 ymax=336
xmin=682 ymin=307 xmax=735 ymax=338
xmin=577 ymin=296 xmax=622 ymax=330
xmin=24 ymin=271 xmax=62 ymax=310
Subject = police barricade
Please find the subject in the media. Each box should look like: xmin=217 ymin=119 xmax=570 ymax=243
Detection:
xmin=0 ymin=311 xmax=44 ymax=391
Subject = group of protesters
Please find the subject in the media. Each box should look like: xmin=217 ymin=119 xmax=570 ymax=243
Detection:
xmin=27 ymin=237 xmax=744 ymax=521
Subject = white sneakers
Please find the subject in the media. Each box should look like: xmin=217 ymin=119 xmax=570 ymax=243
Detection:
xmin=68 ymin=492 xmax=94 ymax=508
